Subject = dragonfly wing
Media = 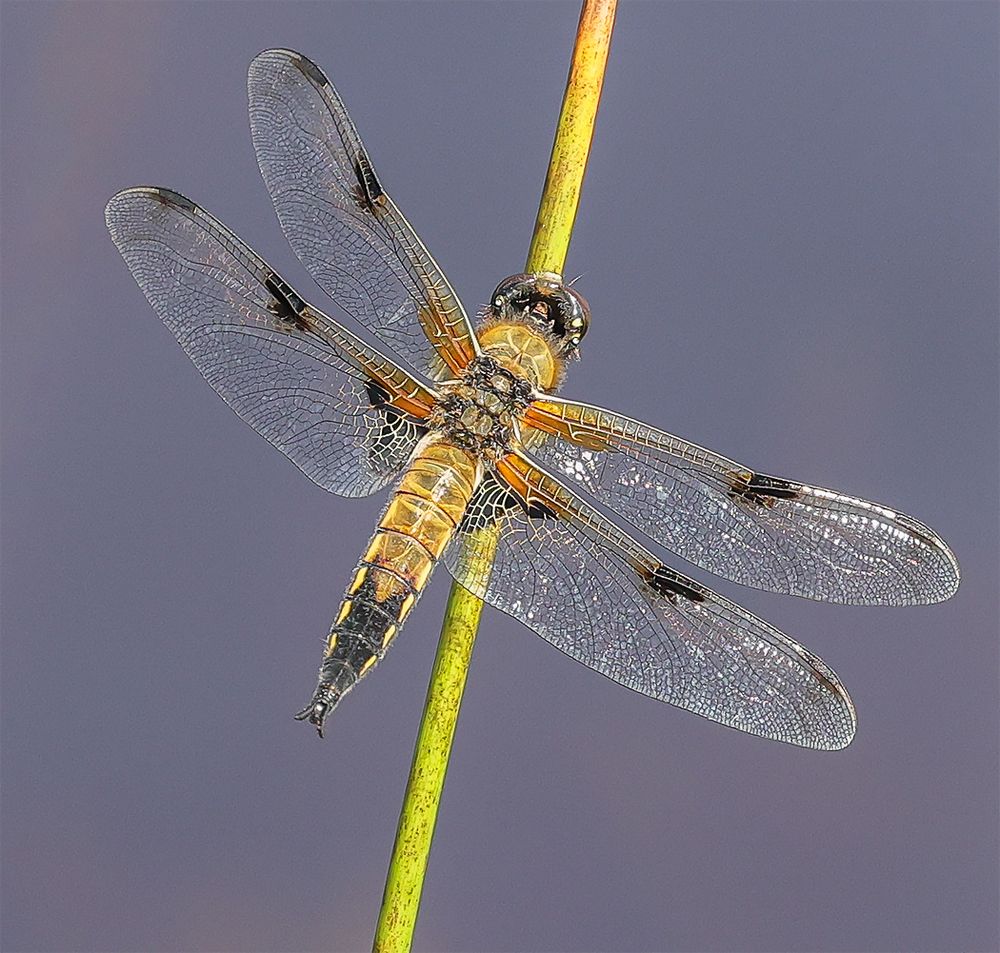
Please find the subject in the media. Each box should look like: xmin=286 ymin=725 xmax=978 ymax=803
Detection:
xmin=445 ymin=449 xmax=856 ymax=750
xmin=106 ymin=187 xmax=436 ymax=498
xmin=248 ymin=48 xmax=480 ymax=380
xmin=524 ymin=397 xmax=959 ymax=606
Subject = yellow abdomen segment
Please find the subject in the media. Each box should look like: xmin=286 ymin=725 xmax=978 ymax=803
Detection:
xmin=365 ymin=434 xmax=478 ymax=585
xmin=297 ymin=434 xmax=481 ymax=732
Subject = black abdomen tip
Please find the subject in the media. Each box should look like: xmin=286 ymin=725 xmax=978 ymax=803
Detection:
xmin=295 ymin=675 xmax=347 ymax=737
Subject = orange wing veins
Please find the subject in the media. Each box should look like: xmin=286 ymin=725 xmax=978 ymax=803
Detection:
xmin=523 ymin=398 xmax=615 ymax=451
xmin=293 ymin=305 xmax=438 ymax=420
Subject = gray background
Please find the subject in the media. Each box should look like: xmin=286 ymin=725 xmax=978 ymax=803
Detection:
xmin=2 ymin=2 xmax=997 ymax=951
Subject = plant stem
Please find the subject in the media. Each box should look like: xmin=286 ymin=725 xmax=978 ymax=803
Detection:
xmin=527 ymin=0 xmax=618 ymax=275
xmin=372 ymin=566 xmax=488 ymax=953
xmin=373 ymin=3 xmax=616 ymax=951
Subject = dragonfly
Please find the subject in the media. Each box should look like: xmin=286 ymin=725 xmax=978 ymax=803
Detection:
xmin=106 ymin=49 xmax=959 ymax=750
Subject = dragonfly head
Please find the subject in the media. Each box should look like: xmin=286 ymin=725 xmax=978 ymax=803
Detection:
xmin=488 ymin=272 xmax=591 ymax=356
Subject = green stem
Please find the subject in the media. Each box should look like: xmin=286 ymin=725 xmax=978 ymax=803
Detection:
xmin=527 ymin=0 xmax=618 ymax=275
xmin=372 ymin=577 xmax=487 ymax=953
xmin=373 ymin=3 xmax=617 ymax=951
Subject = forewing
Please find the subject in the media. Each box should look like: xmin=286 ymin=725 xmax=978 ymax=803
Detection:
xmin=446 ymin=450 xmax=856 ymax=750
xmin=525 ymin=397 xmax=959 ymax=606
xmin=248 ymin=48 xmax=480 ymax=380
xmin=106 ymin=187 xmax=436 ymax=498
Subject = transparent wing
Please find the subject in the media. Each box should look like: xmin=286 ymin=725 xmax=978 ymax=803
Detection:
xmin=446 ymin=449 xmax=856 ymax=750
xmin=106 ymin=187 xmax=438 ymax=498
xmin=248 ymin=48 xmax=480 ymax=381
xmin=524 ymin=396 xmax=959 ymax=606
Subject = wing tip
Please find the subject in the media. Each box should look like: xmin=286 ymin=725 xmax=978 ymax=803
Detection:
xmin=804 ymin=658 xmax=857 ymax=751
xmin=105 ymin=185 xmax=196 ymax=211
xmin=889 ymin=510 xmax=961 ymax=604
xmin=250 ymin=48 xmax=329 ymax=89
xmin=105 ymin=187 xmax=199 ymax=241
xmin=932 ymin=536 xmax=962 ymax=603
xmin=819 ymin=728 xmax=856 ymax=752
xmin=827 ymin=694 xmax=858 ymax=751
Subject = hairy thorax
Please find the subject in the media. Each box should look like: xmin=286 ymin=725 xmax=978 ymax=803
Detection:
xmin=477 ymin=322 xmax=562 ymax=391
xmin=430 ymin=354 xmax=534 ymax=461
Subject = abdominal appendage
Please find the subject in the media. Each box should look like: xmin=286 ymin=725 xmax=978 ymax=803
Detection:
xmin=297 ymin=437 xmax=479 ymax=735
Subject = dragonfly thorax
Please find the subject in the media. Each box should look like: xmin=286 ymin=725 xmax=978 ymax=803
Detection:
xmin=477 ymin=321 xmax=562 ymax=391
xmin=431 ymin=356 xmax=533 ymax=459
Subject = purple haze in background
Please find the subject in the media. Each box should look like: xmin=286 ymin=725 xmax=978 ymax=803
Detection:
xmin=2 ymin=2 xmax=997 ymax=951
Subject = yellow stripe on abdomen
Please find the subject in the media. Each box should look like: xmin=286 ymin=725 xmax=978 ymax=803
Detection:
xmin=296 ymin=434 xmax=481 ymax=734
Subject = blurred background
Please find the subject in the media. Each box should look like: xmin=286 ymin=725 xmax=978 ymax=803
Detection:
xmin=2 ymin=2 xmax=997 ymax=951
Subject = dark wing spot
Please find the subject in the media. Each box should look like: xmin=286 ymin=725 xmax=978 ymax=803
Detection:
xmin=352 ymin=151 xmax=384 ymax=212
xmin=365 ymin=380 xmax=392 ymax=410
xmin=499 ymin=477 xmax=557 ymax=522
xmin=457 ymin=473 xmax=543 ymax=534
xmin=646 ymin=565 xmax=706 ymax=604
xmin=747 ymin=474 xmax=800 ymax=500
xmin=364 ymin=379 xmax=426 ymax=467
xmin=291 ymin=53 xmax=330 ymax=88
xmin=525 ymin=499 xmax=557 ymax=521
xmin=728 ymin=470 xmax=801 ymax=508
xmin=152 ymin=188 xmax=196 ymax=212
xmin=264 ymin=273 xmax=313 ymax=332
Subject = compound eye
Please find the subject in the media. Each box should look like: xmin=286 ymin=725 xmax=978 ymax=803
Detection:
xmin=490 ymin=273 xmax=533 ymax=314
xmin=558 ymin=287 xmax=591 ymax=347
xmin=488 ymin=273 xmax=591 ymax=349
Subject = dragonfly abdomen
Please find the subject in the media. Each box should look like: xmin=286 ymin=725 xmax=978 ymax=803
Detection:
xmin=297 ymin=434 xmax=481 ymax=734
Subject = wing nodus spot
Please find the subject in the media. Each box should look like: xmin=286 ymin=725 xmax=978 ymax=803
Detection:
xmin=728 ymin=470 xmax=800 ymax=508
xmin=264 ymin=273 xmax=313 ymax=333
xmin=646 ymin=566 xmax=706 ymax=604
xmin=352 ymin=152 xmax=384 ymax=212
